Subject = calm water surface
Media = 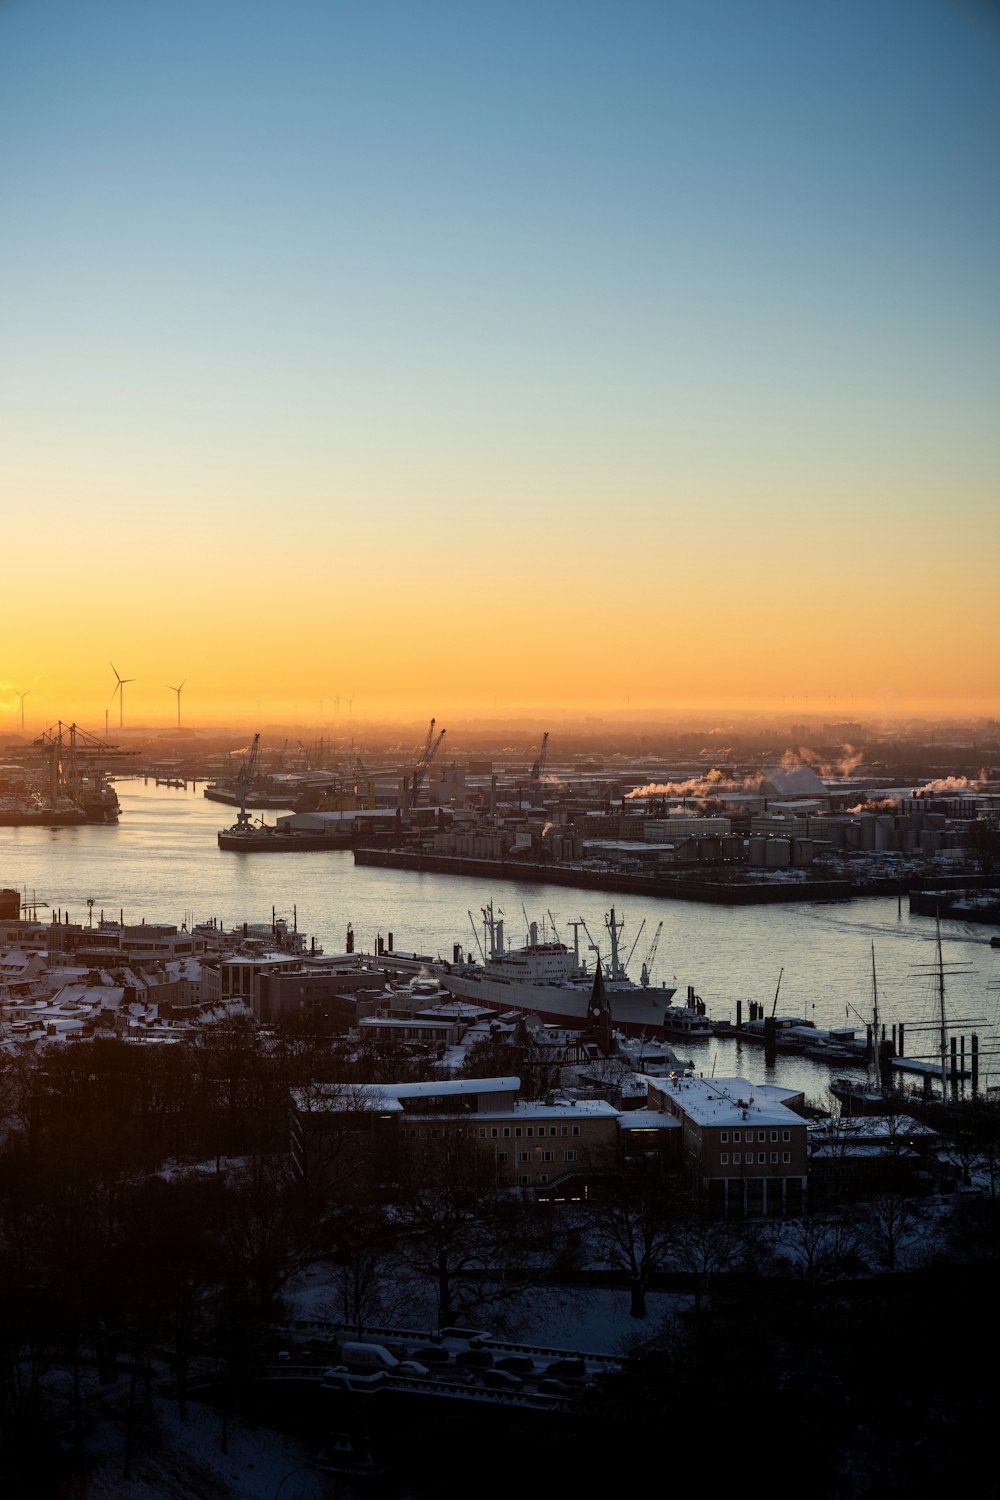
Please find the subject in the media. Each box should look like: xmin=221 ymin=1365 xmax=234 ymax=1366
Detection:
xmin=3 ymin=781 xmax=999 ymax=1102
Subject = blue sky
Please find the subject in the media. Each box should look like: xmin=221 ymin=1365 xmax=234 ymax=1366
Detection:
xmin=2 ymin=0 xmax=998 ymax=718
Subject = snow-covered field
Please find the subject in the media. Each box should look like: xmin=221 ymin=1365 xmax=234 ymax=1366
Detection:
xmin=20 ymin=1275 xmax=662 ymax=1500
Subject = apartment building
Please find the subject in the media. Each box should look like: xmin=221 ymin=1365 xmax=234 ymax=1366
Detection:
xmin=641 ymin=1074 xmax=809 ymax=1216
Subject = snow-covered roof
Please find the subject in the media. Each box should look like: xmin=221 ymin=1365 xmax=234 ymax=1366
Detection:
xmin=617 ymin=1109 xmax=681 ymax=1131
xmin=381 ymin=1076 xmax=520 ymax=1098
xmin=644 ymin=1074 xmax=805 ymax=1128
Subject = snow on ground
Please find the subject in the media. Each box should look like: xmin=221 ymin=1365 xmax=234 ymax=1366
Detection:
xmin=23 ymin=1189 xmax=982 ymax=1499
xmin=35 ymin=1370 xmax=324 ymax=1500
xmin=286 ymin=1256 xmax=678 ymax=1356
xmin=27 ymin=1273 xmax=666 ymax=1500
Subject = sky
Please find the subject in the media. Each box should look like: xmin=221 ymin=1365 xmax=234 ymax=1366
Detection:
xmin=2 ymin=0 xmax=998 ymax=730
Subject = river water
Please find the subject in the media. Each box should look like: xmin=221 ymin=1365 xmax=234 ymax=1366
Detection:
xmin=3 ymin=781 xmax=999 ymax=1105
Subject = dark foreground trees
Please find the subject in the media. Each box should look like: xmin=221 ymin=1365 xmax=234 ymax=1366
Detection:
xmin=571 ymin=1259 xmax=999 ymax=1499
xmin=393 ymin=1136 xmax=561 ymax=1328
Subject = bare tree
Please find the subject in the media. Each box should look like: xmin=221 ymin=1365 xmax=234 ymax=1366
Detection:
xmin=586 ymin=1153 xmax=690 ymax=1318
xmin=780 ymin=1214 xmax=865 ymax=1288
xmin=671 ymin=1209 xmax=760 ymax=1315
xmin=325 ymin=1202 xmax=405 ymax=1336
xmin=393 ymin=1136 xmax=549 ymax=1328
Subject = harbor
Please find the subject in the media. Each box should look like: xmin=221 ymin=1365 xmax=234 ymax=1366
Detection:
xmin=2 ymin=780 xmax=998 ymax=1103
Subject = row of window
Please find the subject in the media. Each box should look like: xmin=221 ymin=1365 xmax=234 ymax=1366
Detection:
xmin=720 ymin=1152 xmax=791 ymax=1165
xmin=498 ymin=1150 xmax=576 ymax=1165
xmin=413 ymin=1123 xmax=583 ymax=1140
xmin=720 ymin=1129 xmax=791 ymax=1143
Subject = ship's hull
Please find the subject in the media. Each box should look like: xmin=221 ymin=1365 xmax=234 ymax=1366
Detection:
xmin=435 ymin=968 xmax=679 ymax=1038
xmin=0 ymin=806 xmax=87 ymax=826
xmin=218 ymin=829 xmax=352 ymax=851
xmin=829 ymin=1078 xmax=911 ymax=1116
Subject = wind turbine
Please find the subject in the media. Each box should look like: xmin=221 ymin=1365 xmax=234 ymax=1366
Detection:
xmin=168 ymin=680 xmax=186 ymax=730
xmin=15 ymin=689 xmax=29 ymax=733
xmin=109 ymin=662 xmax=135 ymax=730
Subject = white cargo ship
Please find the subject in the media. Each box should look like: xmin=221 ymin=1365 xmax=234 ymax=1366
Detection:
xmin=434 ymin=904 xmax=707 ymax=1040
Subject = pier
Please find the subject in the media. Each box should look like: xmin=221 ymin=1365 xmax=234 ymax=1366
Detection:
xmin=353 ymin=847 xmax=1000 ymax=907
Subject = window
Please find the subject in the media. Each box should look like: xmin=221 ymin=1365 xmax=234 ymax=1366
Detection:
xmin=572 ymin=1125 xmax=580 ymax=1136
xmin=782 ymin=1152 xmax=790 ymax=1163
xmin=515 ymin=1127 xmax=522 ymax=1138
xmin=782 ymin=1131 xmax=790 ymax=1141
xmin=491 ymin=1128 xmax=498 ymax=1139
xmin=720 ymin=1153 xmax=729 ymax=1165
xmin=542 ymin=1150 xmax=553 ymax=1162
xmin=758 ymin=1131 xmax=766 ymax=1142
xmin=758 ymin=1152 xmax=766 ymax=1164
xmin=560 ymin=1126 xmax=568 ymax=1135
xmin=721 ymin=1131 xmax=729 ymax=1143
xmin=503 ymin=1127 xmax=511 ymax=1138
xmin=770 ymin=1152 xmax=778 ymax=1163
xmin=550 ymin=1127 xmax=557 ymax=1137
xmin=565 ymin=1149 xmax=577 ymax=1163
xmin=526 ymin=1127 xmax=533 ymax=1137
xmin=539 ymin=1174 xmax=549 ymax=1184
xmin=519 ymin=1175 xmax=531 ymax=1186
xmin=733 ymin=1131 xmax=741 ymax=1143
xmin=770 ymin=1131 xmax=778 ymax=1142
xmin=519 ymin=1151 xmax=530 ymax=1164
xmin=733 ymin=1152 xmax=742 ymax=1164
xmin=478 ymin=1128 xmax=485 ymax=1138
xmin=497 ymin=1152 xmax=509 ymax=1164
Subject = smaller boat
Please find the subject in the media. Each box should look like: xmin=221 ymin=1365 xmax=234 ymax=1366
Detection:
xmin=660 ymin=990 xmax=715 ymax=1042
xmin=613 ymin=1032 xmax=694 ymax=1074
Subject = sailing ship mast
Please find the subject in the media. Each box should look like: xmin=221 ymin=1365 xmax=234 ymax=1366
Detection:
xmin=871 ymin=941 xmax=879 ymax=1068
xmin=936 ymin=917 xmax=948 ymax=1100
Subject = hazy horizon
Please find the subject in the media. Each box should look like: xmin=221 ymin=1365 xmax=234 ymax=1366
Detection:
xmin=3 ymin=704 xmax=998 ymax=752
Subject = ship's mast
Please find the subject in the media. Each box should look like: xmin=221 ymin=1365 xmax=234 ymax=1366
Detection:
xmin=871 ymin=941 xmax=880 ymax=1076
xmin=936 ymin=916 xmax=948 ymax=1100
xmin=606 ymin=908 xmax=626 ymax=982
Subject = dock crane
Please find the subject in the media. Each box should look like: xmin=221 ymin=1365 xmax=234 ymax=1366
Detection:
xmin=353 ymin=752 xmax=375 ymax=809
xmin=233 ymin=733 xmax=261 ymax=832
xmin=529 ymin=732 xmax=549 ymax=795
xmin=402 ymin=719 xmax=446 ymax=822
xmin=639 ymin=920 xmax=663 ymax=988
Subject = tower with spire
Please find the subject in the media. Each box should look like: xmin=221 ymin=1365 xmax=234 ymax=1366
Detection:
xmin=586 ymin=961 xmax=613 ymax=1057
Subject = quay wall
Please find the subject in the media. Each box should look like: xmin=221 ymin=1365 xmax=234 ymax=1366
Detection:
xmin=352 ymin=848 xmax=999 ymax=906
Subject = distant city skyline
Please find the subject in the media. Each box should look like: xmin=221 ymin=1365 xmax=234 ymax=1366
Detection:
xmin=2 ymin=0 xmax=997 ymax=724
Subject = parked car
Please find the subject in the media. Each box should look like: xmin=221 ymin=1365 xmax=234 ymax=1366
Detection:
xmin=395 ymin=1360 xmax=430 ymax=1378
xmin=340 ymin=1342 xmax=399 ymax=1372
xmin=496 ymin=1355 xmax=535 ymax=1374
xmin=455 ymin=1348 xmax=493 ymax=1368
xmin=413 ymin=1346 xmax=452 ymax=1365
